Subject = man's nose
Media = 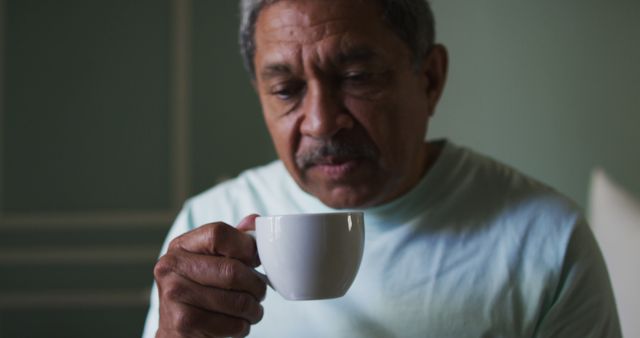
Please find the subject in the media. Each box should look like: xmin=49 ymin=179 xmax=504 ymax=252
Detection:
xmin=299 ymin=82 xmax=354 ymax=138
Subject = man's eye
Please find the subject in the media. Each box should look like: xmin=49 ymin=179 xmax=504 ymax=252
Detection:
xmin=271 ymin=83 xmax=305 ymax=101
xmin=343 ymin=71 xmax=373 ymax=84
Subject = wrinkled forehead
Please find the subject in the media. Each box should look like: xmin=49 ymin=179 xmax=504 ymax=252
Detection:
xmin=253 ymin=0 xmax=403 ymax=72
xmin=255 ymin=0 xmax=385 ymax=45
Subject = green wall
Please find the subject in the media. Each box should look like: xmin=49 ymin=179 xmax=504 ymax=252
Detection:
xmin=0 ymin=1 xmax=274 ymax=337
xmin=0 ymin=1 xmax=638 ymax=337
xmin=189 ymin=0 xmax=275 ymax=194
xmin=429 ymin=0 xmax=640 ymax=208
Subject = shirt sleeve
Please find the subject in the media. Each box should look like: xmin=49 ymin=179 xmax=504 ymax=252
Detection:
xmin=534 ymin=219 xmax=622 ymax=337
xmin=141 ymin=202 xmax=196 ymax=338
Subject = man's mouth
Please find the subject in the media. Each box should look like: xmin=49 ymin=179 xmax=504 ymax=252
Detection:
xmin=308 ymin=157 xmax=361 ymax=179
xmin=295 ymin=134 xmax=379 ymax=181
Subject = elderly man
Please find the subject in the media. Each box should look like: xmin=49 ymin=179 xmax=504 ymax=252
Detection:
xmin=143 ymin=0 xmax=620 ymax=337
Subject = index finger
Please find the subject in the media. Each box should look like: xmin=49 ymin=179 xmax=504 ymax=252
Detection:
xmin=169 ymin=216 xmax=259 ymax=267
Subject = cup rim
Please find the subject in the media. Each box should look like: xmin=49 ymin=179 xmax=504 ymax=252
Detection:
xmin=255 ymin=211 xmax=364 ymax=219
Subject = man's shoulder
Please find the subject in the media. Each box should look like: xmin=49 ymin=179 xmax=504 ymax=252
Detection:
xmin=450 ymin=143 xmax=582 ymax=224
xmin=458 ymin=144 xmax=572 ymax=197
xmin=446 ymin=144 xmax=585 ymax=263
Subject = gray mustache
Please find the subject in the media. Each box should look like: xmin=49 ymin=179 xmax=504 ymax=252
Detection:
xmin=296 ymin=140 xmax=378 ymax=170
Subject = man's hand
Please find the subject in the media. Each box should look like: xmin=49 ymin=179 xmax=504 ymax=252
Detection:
xmin=153 ymin=214 xmax=266 ymax=338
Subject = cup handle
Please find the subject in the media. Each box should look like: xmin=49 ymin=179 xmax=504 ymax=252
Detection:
xmin=243 ymin=230 xmax=274 ymax=289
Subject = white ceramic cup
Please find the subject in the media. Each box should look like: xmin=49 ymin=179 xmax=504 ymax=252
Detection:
xmin=254 ymin=211 xmax=365 ymax=300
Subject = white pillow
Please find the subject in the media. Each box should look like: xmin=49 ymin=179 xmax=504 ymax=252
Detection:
xmin=589 ymin=168 xmax=640 ymax=338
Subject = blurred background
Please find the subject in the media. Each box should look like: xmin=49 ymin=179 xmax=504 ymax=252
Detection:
xmin=0 ymin=0 xmax=637 ymax=337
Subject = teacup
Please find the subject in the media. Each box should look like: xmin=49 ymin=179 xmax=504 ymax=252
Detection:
xmin=254 ymin=212 xmax=365 ymax=300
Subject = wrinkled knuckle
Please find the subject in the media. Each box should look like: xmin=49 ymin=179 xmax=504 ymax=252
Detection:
xmin=167 ymin=237 xmax=181 ymax=251
xmin=173 ymin=309 xmax=196 ymax=334
xmin=218 ymin=260 xmax=240 ymax=288
xmin=154 ymin=254 xmax=177 ymax=280
xmin=164 ymin=282 xmax=187 ymax=302
xmin=207 ymin=223 xmax=227 ymax=253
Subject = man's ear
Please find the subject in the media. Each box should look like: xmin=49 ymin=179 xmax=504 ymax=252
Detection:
xmin=421 ymin=44 xmax=449 ymax=116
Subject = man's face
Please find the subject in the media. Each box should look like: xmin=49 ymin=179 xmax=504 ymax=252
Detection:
xmin=253 ymin=0 xmax=446 ymax=208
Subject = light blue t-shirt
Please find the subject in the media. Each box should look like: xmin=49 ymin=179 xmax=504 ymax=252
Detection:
xmin=143 ymin=141 xmax=621 ymax=337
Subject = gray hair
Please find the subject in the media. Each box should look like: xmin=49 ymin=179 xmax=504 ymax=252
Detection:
xmin=239 ymin=0 xmax=435 ymax=79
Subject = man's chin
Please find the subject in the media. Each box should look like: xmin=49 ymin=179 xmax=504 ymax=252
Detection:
xmin=293 ymin=159 xmax=386 ymax=208
xmin=307 ymin=184 xmax=382 ymax=209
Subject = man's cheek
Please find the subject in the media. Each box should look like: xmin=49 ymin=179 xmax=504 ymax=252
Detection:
xmin=344 ymin=102 xmax=389 ymax=135
xmin=268 ymin=122 xmax=296 ymax=156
